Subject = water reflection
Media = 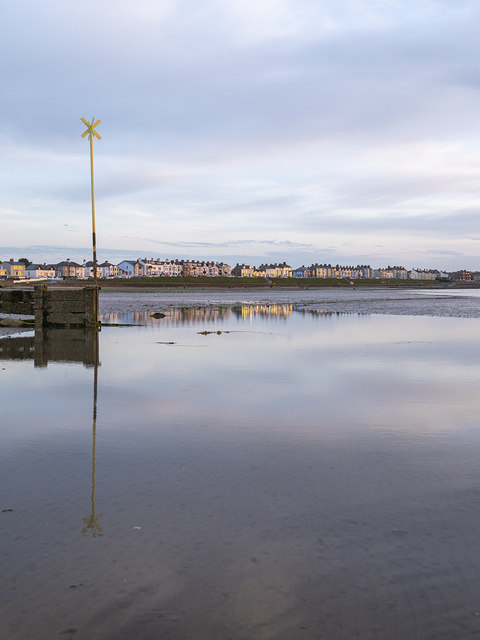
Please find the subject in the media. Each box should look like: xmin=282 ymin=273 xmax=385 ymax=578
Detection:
xmin=0 ymin=328 xmax=103 ymax=536
xmin=101 ymin=303 xmax=346 ymax=326
xmin=4 ymin=310 xmax=480 ymax=639
xmin=0 ymin=328 xmax=99 ymax=367
xmin=82 ymin=336 xmax=102 ymax=537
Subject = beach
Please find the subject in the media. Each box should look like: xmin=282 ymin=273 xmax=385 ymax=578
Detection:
xmin=2 ymin=289 xmax=480 ymax=639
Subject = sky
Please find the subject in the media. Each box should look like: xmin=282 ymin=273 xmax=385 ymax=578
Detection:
xmin=1 ymin=0 xmax=480 ymax=270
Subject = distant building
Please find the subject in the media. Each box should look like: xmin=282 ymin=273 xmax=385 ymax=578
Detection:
xmin=309 ymin=264 xmax=330 ymax=278
xmin=378 ymin=267 xmax=394 ymax=279
xmin=292 ymin=266 xmax=309 ymax=278
xmin=117 ymin=259 xmax=145 ymax=277
xmin=448 ymin=270 xmax=472 ymax=282
xmin=0 ymin=259 xmax=26 ymax=279
xmin=358 ymin=265 xmax=374 ymax=279
xmin=55 ymin=260 xmax=85 ymax=279
xmin=84 ymin=261 xmax=103 ymax=279
xmin=25 ymin=263 xmax=56 ymax=279
xmin=390 ymin=266 xmax=409 ymax=279
xmin=257 ymin=262 xmax=292 ymax=278
xmin=99 ymin=261 xmax=119 ymax=278
xmin=409 ymin=268 xmax=440 ymax=280
xmin=217 ymin=262 xmax=232 ymax=277
xmin=232 ymin=264 xmax=256 ymax=277
xmin=162 ymin=260 xmax=183 ymax=277
xmin=193 ymin=261 xmax=219 ymax=277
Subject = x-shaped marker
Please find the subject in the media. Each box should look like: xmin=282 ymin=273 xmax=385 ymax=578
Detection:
xmin=81 ymin=117 xmax=102 ymax=140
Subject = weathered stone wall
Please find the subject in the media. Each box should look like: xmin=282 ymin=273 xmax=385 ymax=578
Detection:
xmin=34 ymin=285 xmax=98 ymax=328
xmin=0 ymin=290 xmax=34 ymax=315
xmin=0 ymin=286 xmax=98 ymax=327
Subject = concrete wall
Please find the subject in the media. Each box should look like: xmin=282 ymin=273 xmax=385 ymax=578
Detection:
xmin=0 ymin=289 xmax=35 ymax=315
xmin=0 ymin=286 xmax=98 ymax=328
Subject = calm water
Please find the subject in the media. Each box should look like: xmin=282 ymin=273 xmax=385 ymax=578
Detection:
xmin=2 ymin=294 xmax=480 ymax=639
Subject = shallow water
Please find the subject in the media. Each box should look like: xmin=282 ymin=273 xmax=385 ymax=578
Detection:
xmin=99 ymin=286 xmax=480 ymax=319
xmin=2 ymin=298 xmax=480 ymax=639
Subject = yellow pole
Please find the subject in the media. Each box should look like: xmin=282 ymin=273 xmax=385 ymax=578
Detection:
xmin=89 ymin=130 xmax=97 ymax=290
xmin=81 ymin=117 xmax=101 ymax=324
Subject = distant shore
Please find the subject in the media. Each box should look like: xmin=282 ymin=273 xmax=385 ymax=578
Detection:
xmin=2 ymin=276 xmax=478 ymax=290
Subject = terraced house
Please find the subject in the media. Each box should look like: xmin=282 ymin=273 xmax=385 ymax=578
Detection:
xmin=310 ymin=264 xmax=374 ymax=279
xmin=25 ymin=263 xmax=56 ymax=279
xmin=257 ymin=262 xmax=293 ymax=278
xmin=99 ymin=261 xmax=119 ymax=278
xmin=232 ymin=264 xmax=256 ymax=277
xmin=55 ymin=260 xmax=85 ymax=279
xmin=0 ymin=260 xmax=26 ymax=279
xmin=1 ymin=255 xmax=451 ymax=282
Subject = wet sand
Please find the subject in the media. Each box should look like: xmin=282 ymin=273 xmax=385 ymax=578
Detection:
xmin=2 ymin=295 xmax=480 ymax=638
xmin=4 ymin=430 xmax=480 ymax=639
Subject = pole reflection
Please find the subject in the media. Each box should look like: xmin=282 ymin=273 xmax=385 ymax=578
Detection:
xmin=82 ymin=329 xmax=102 ymax=537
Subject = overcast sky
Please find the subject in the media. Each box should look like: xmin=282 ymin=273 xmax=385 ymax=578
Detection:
xmin=1 ymin=0 xmax=480 ymax=269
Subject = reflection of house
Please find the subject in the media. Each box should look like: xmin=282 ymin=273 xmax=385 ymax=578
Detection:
xmin=55 ymin=260 xmax=85 ymax=279
xmin=102 ymin=306 xmax=233 ymax=326
xmin=239 ymin=303 xmax=294 ymax=319
xmin=25 ymin=263 xmax=56 ymax=279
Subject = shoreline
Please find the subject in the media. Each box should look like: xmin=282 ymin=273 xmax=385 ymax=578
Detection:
xmin=1 ymin=278 xmax=477 ymax=291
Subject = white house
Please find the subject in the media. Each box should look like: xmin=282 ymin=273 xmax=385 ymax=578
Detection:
xmin=99 ymin=261 xmax=119 ymax=278
xmin=117 ymin=259 xmax=146 ymax=277
xmin=25 ymin=263 xmax=56 ymax=279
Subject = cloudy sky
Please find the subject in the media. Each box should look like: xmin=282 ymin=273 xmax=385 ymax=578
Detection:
xmin=1 ymin=0 xmax=480 ymax=269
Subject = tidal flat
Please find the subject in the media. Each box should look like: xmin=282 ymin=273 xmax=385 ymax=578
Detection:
xmin=2 ymin=288 xmax=480 ymax=639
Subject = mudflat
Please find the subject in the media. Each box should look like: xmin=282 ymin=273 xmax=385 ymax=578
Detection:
xmin=2 ymin=290 xmax=480 ymax=639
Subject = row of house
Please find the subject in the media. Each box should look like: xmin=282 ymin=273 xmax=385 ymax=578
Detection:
xmin=0 ymin=258 xmax=234 ymax=280
xmin=1 ymin=259 xmax=118 ymax=280
xmin=232 ymin=262 xmax=449 ymax=280
xmin=0 ymin=257 xmax=472 ymax=282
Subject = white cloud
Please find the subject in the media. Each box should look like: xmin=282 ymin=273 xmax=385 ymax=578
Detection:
xmin=1 ymin=0 xmax=480 ymax=269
